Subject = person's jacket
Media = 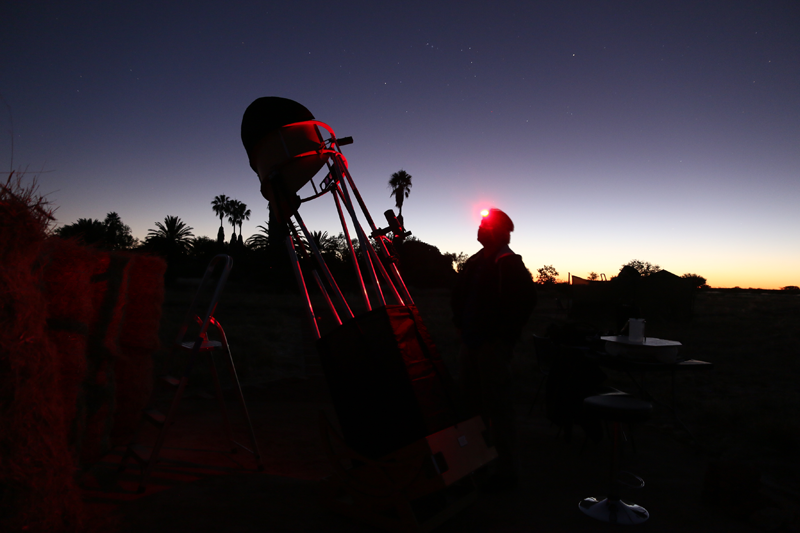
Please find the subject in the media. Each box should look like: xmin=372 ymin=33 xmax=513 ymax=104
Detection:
xmin=451 ymin=245 xmax=537 ymax=348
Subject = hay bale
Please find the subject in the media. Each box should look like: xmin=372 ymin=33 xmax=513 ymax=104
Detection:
xmin=1 ymin=175 xmax=166 ymax=531
xmin=0 ymin=178 xmax=86 ymax=532
xmin=41 ymin=244 xmax=166 ymax=462
xmin=40 ymin=237 xmax=94 ymax=463
xmin=77 ymin=252 xmax=131 ymax=465
xmin=112 ymin=252 xmax=167 ymax=445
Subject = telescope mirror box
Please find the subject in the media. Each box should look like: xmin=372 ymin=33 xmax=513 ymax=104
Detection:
xmin=252 ymin=122 xmax=327 ymax=204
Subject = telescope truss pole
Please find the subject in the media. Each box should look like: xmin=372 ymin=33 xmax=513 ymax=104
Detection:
xmin=335 ymin=178 xmax=404 ymax=307
xmin=311 ymin=270 xmax=342 ymax=326
xmin=378 ymin=237 xmax=414 ymax=306
xmin=292 ymin=210 xmax=354 ymax=321
xmin=335 ymin=160 xmax=414 ymax=307
xmin=334 ymin=182 xmax=386 ymax=308
xmin=331 ymin=188 xmax=371 ymax=312
xmin=285 ymin=235 xmax=321 ymax=339
xmin=306 ymin=131 xmax=392 ymax=310
xmin=286 ymin=223 xmax=343 ymax=328
xmin=306 ymin=122 xmax=414 ymax=308
xmin=275 ymin=119 xmax=414 ymax=313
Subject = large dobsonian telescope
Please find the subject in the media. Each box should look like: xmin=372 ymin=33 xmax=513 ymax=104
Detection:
xmin=241 ymin=97 xmax=495 ymax=531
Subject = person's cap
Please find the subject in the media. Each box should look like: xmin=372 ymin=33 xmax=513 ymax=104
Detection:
xmin=481 ymin=208 xmax=514 ymax=232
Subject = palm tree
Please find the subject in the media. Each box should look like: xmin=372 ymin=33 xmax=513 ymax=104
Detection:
xmin=146 ymin=215 xmax=194 ymax=255
xmin=211 ymin=194 xmax=230 ymax=243
xmin=309 ymin=230 xmax=338 ymax=256
xmin=330 ymin=232 xmax=349 ymax=262
xmin=226 ymin=199 xmax=242 ymax=243
xmin=388 ymin=169 xmax=413 ymax=223
xmin=236 ymin=202 xmax=251 ymax=247
xmin=245 ymin=223 xmax=269 ymax=250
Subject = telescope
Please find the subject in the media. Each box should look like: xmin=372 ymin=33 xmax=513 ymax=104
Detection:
xmin=241 ymin=96 xmax=417 ymax=335
xmin=241 ymin=97 xmax=495 ymax=531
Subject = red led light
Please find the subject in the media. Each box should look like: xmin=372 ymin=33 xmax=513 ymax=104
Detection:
xmin=480 ymin=209 xmax=489 ymax=218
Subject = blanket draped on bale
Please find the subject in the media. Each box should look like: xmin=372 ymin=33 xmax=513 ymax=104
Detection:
xmin=0 ymin=180 xmax=166 ymax=532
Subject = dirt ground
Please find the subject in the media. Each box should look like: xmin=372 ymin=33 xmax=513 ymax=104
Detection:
xmin=80 ymin=350 xmax=798 ymax=533
xmin=76 ymin=287 xmax=800 ymax=532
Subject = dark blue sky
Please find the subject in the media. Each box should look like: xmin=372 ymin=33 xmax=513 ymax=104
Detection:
xmin=3 ymin=1 xmax=798 ymax=288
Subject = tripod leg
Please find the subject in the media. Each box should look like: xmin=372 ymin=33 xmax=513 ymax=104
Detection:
xmin=208 ymin=349 xmax=235 ymax=453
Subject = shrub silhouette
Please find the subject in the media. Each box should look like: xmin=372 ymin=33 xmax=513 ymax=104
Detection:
xmin=396 ymin=238 xmax=456 ymax=289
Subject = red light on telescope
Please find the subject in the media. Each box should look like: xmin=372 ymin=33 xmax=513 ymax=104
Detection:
xmin=480 ymin=209 xmax=489 ymax=218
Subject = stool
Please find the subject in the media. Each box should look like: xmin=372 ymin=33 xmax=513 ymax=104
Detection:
xmin=579 ymin=394 xmax=653 ymax=525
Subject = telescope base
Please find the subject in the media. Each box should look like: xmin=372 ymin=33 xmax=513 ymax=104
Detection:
xmin=319 ymin=414 xmax=495 ymax=532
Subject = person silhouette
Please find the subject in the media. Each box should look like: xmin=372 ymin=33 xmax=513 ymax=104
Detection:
xmin=451 ymin=208 xmax=537 ymax=491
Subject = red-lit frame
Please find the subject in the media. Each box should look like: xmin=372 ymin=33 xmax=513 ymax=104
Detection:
xmin=266 ymin=119 xmax=413 ymax=338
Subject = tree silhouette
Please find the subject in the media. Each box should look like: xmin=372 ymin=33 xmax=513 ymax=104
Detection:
xmin=226 ymin=199 xmax=242 ymax=243
xmin=189 ymin=236 xmax=217 ymax=256
xmin=395 ymin=237 xmax=457 ymax=288
xmin=329 ymin=232 xmax=351 ymax=263
xmin=103 ymin=212 xmax=135 ymax=249
xmin=211 ymin=194 xmax=230 ymax=244
xmin=56 ymin=212 xmax=134 ymax=249
xmin=55 ymin=218 xmax=106 ymax=245
xmin=447 ymin=252 xmax=468 ymax=273
xmin=622 ymin=259 xmax=661 ymax=277
xmin=307 ymin=230 xmax=341 ymax=260
xmin=146 ymin=215 xmax=194 ymax=255
xmin=245 ymin=223 xmax=269 ymax=250
xmin=236 ymin=201 xmax=251 ymax=247
xmin=681 ymin=273 xmax=708 ymax=289
xmin=388 ymin=169 xmax=412 ymax=223
xmin=536 ymin=265 xmax=559 ymax=285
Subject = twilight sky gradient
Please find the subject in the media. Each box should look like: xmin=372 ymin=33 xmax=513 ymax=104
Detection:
xmin=3 ymin=1 xmax=798 ymax=289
